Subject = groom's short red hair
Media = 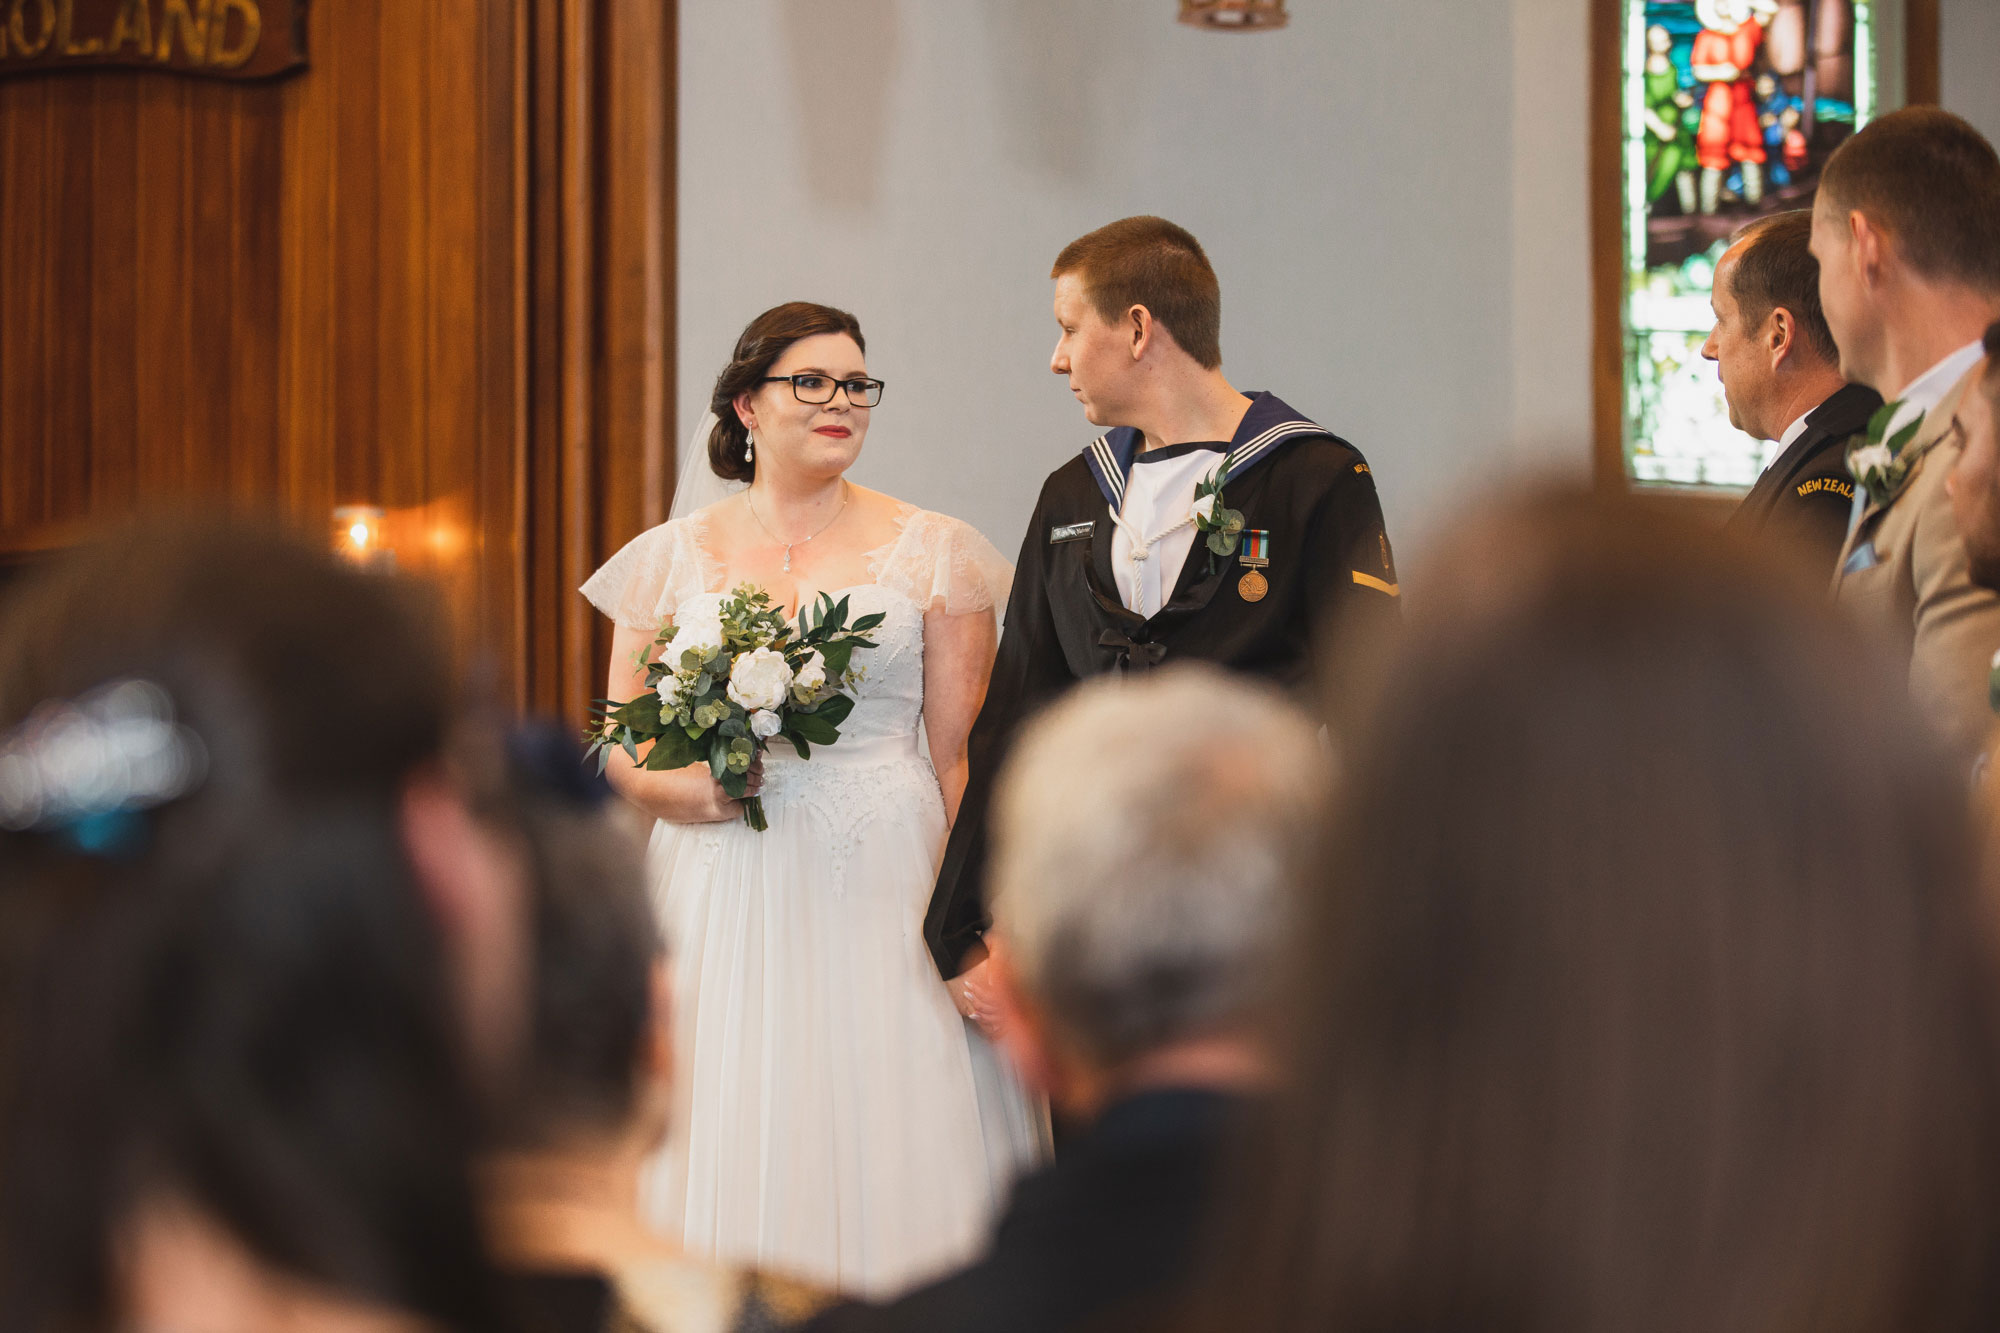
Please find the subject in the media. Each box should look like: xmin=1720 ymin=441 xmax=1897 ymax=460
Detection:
xmin=1052 ymin=216 xmax=1223 ymax=369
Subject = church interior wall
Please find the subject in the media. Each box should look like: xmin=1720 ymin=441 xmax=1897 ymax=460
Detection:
xmin=680 ymin=0 xmax=1993 ymax=573
xmin=1941 ymin=0 xmax=2000 ymax=147
xmin=678 ymin=0 xmax=1537 ymax=570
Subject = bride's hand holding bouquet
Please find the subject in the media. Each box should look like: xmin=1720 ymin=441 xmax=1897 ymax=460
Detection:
xmin=585 ymin=584 xmax=882 ymax=831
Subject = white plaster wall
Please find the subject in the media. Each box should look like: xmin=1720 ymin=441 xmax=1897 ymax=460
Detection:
xmin=678 ymin=0 xmax=1593 ymax=563
xmin=1942 ymin=0 xmax=2000 ymax=146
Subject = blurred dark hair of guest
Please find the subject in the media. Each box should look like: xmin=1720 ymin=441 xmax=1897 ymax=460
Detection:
xmin=1194 ymin=489 xmax=2000 ymax=1332
xmin=481 ymin=722 xmax=834 ymax=1333
xmin=0 ymin=519 xmax=527 ymax=1333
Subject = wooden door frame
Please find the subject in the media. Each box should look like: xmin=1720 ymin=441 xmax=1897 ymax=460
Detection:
xmin=517 ymin=0 xmax=676 ymax=723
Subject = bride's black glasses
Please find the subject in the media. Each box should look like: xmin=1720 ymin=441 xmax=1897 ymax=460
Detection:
xmin=758 ymin=373 xmax=885 ymax=407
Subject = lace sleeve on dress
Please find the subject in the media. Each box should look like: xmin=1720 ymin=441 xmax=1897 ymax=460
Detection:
xmin=579 ymin=519 xmax=704 ymax=632
xmin=882 ymin=510 xmax=1014 ymax=620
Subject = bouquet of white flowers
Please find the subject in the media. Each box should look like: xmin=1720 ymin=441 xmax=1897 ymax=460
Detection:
xmin=585 ymin=584 xmax=882 ymax=831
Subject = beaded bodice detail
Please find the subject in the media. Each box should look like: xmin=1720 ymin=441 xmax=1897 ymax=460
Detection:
xmin=582 ymin=502 xmax=1011 ymax=889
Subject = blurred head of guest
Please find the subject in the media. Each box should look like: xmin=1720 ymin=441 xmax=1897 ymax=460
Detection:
xmin=1703 ymin=210 xmax=1850 ymax=442
xmin=0 ymin=520 xmax=527 ymax=1333
xmin=797 ymin=667 xmax=1324 ymax=1333
xmin=1812 ymin=106 xmax=2000 ymax=398
xmin=1947 ymin=323 xmax=2000 ymax=590
xmin=481 ymin=723 xmax=832 ymax=1333
xmin=1199 ymin=491 xmax=2000 ymax=1332
xmin=987 ymin=664 xmax=1324 ymax=1121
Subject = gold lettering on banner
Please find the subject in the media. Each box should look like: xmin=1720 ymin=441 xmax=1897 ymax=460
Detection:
xmin=64 ymin=0 xmax=103 ymax=52
xmin=106 ymin=0 xmax=150 ymax=54
xmin=0 ymin=0 xmax=299 ymax=78
xmin=155 ymin=0 xmax=211 ymax=63
xmin=10 ymin=0 xmax=57 ymax=58
xmin=57 ymin=0 xmax=102 ymax=53
xmin=204 ymin=0 xmax=254 ymax=67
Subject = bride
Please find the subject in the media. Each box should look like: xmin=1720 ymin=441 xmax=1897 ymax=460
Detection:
xmin=581 ymin=301 xmax=1046 ymax=1298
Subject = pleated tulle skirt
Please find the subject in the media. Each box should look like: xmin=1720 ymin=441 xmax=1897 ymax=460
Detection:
xmin=638 ymin=737 xmax=1047 ymax=1299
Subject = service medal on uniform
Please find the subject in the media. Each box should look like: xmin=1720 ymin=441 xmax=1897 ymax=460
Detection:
xmin=1238 ymin=529 xmax=1271 ymax=603
xmin=927 ymin=391 xmax=1402 ymax=979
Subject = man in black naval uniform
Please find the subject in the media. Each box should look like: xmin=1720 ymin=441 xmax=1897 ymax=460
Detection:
xmin=1702 ymin=209 xmax=1880 ymax=570
xmin=928 ymin=216 xmax=1400 ymax=1005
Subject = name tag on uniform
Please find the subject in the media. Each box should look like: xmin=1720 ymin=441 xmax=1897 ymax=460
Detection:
xmin=1048 ymin=521 xmax=1094 ymax=544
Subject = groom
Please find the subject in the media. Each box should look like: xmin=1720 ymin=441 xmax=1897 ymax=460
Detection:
xmin=927 ymin=215 xmax=1400 ymax=1002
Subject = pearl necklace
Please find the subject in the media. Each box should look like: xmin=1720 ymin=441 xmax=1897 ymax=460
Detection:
xmin=748 ymin=484 xmax=849 ymax=573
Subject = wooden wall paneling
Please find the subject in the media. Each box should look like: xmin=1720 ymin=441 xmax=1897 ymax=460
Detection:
xmin=501 ymin=0 xmax=534 ymax=713
xmin=599 ymin=0 xmax=671 ymax=548
xmin=1588 ymin=0 xmax=1624 ymax=489
xmin=277 ymin=12 xmax=334 ymax=526
xmin=557 ymin=0 xmax=594 ymax=724
xmin=419 ymin=0 xmax=506 ymax=698
xmin=230 ymin=97 xmax=284 ymax=507
xmin=184 ymin=85 xmax=237 ymax=500
xmin=330 ymin=4 xmax=383 ymax=513
xmin=590 ymin=0 xmax=675 ymax=715
xmin=1907 ymin=0 xmax=1939 ymax=105
xmin=85 ymin=75 xmax=138 ymax=516
xmin=378 ymin=0 xmax=427 ymax=511
xmin=46 ymin=80 xmax=96 ymax=517
xmin=0 ymin=81 xmax=52 ymax=528
xmin=521 ymin=0 xmax=568 ymax=717
xmin=0 ymin=0 xmax=676 ymax=723
xmin=129 ymin=81 xmax=181 ymax=511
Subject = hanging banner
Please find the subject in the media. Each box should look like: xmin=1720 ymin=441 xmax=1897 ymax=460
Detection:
xmin=0 ymin=0 xmax=307 ymax=81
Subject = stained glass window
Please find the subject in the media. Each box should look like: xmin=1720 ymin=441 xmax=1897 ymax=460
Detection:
xmin=1620 ymin=0 xmax=1890 ymax=489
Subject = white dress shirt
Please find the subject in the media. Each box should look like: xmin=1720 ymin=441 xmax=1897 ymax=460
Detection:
xmin=1108 ymin=442 xmax=1227 ymax=617
xmin=1775 ymin=409 xmax=1813 ymax=452
xmin=1884 ymin=339 xmax=1987 ymax=438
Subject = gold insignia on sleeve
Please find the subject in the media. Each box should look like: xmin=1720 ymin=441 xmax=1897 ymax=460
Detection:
xmin=1352 ymin=571 xmax=1400 ymax=597
xmin=1795 ymin=478 xmax=1854 ymax=500
xmin=1353 ymin=462 xmax=1372 ymax=475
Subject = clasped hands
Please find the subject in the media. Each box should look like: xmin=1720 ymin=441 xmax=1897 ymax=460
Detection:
xmin=947 ymin=950 xmax=1004 ymax=1039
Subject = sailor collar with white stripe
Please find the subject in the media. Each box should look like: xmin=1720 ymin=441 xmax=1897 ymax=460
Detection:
xmin=1083 ymin=391 xmax=1331 ymax=509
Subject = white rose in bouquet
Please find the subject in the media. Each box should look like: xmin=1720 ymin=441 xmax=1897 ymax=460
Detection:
xmin=749 ymin=708 xmax=783 ymax=739
xmin=793 ymin=649 xmax=828 ymax=692
xmin=655 ymin=674 xmax=686 ymax=712
xmin=671 ymin=606 xmax=725 ymax=661
xmin=727 ymin=648 xmax=795 ymax=712
xmin=1190 ymin=493 xmax=1220 ymax=525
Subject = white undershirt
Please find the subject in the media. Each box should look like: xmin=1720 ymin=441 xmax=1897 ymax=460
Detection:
xmin=1775 ymin=409 xmax=1813 ymax=451
xmin=1109 ymin=444 xmax=1227 ymax=617
xmin=1885 ymin=339 xmax=1987 ymax=438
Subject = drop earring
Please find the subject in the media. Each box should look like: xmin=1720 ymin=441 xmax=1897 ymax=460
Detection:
xmin=744 ymin=429 xmax=755 ymax=464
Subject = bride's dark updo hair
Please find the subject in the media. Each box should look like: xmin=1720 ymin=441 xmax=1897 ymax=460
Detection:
xmin=708 ymin=301 xmax=866 ymax=483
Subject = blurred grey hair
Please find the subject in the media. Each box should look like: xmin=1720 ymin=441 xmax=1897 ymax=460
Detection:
xmin=990 ymin=664 xmax=1327 ymax=1068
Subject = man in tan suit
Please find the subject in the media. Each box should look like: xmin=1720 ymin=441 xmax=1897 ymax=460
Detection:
xmin=1949 ymin=325 xmax=2000 ymax=592
xmin=1815 ymin=107 xmax=2000 ymax=764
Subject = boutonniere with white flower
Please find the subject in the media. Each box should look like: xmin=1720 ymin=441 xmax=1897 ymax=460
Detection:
xmin=1848 ymin=398 xmax=1926 ymax=509
xmin=587 ymin=586 xmax=880 ymax=831
xmin=1191 ymin=464 xmax=1245 ymax=563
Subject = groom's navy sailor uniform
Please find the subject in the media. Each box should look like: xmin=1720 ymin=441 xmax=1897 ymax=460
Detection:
xmin=925 ymin=391 xmax=1399 ymax=977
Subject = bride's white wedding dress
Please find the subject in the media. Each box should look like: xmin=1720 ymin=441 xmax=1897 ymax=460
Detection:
xmin=582 ymin=501 xmax=1046 ymax=1299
